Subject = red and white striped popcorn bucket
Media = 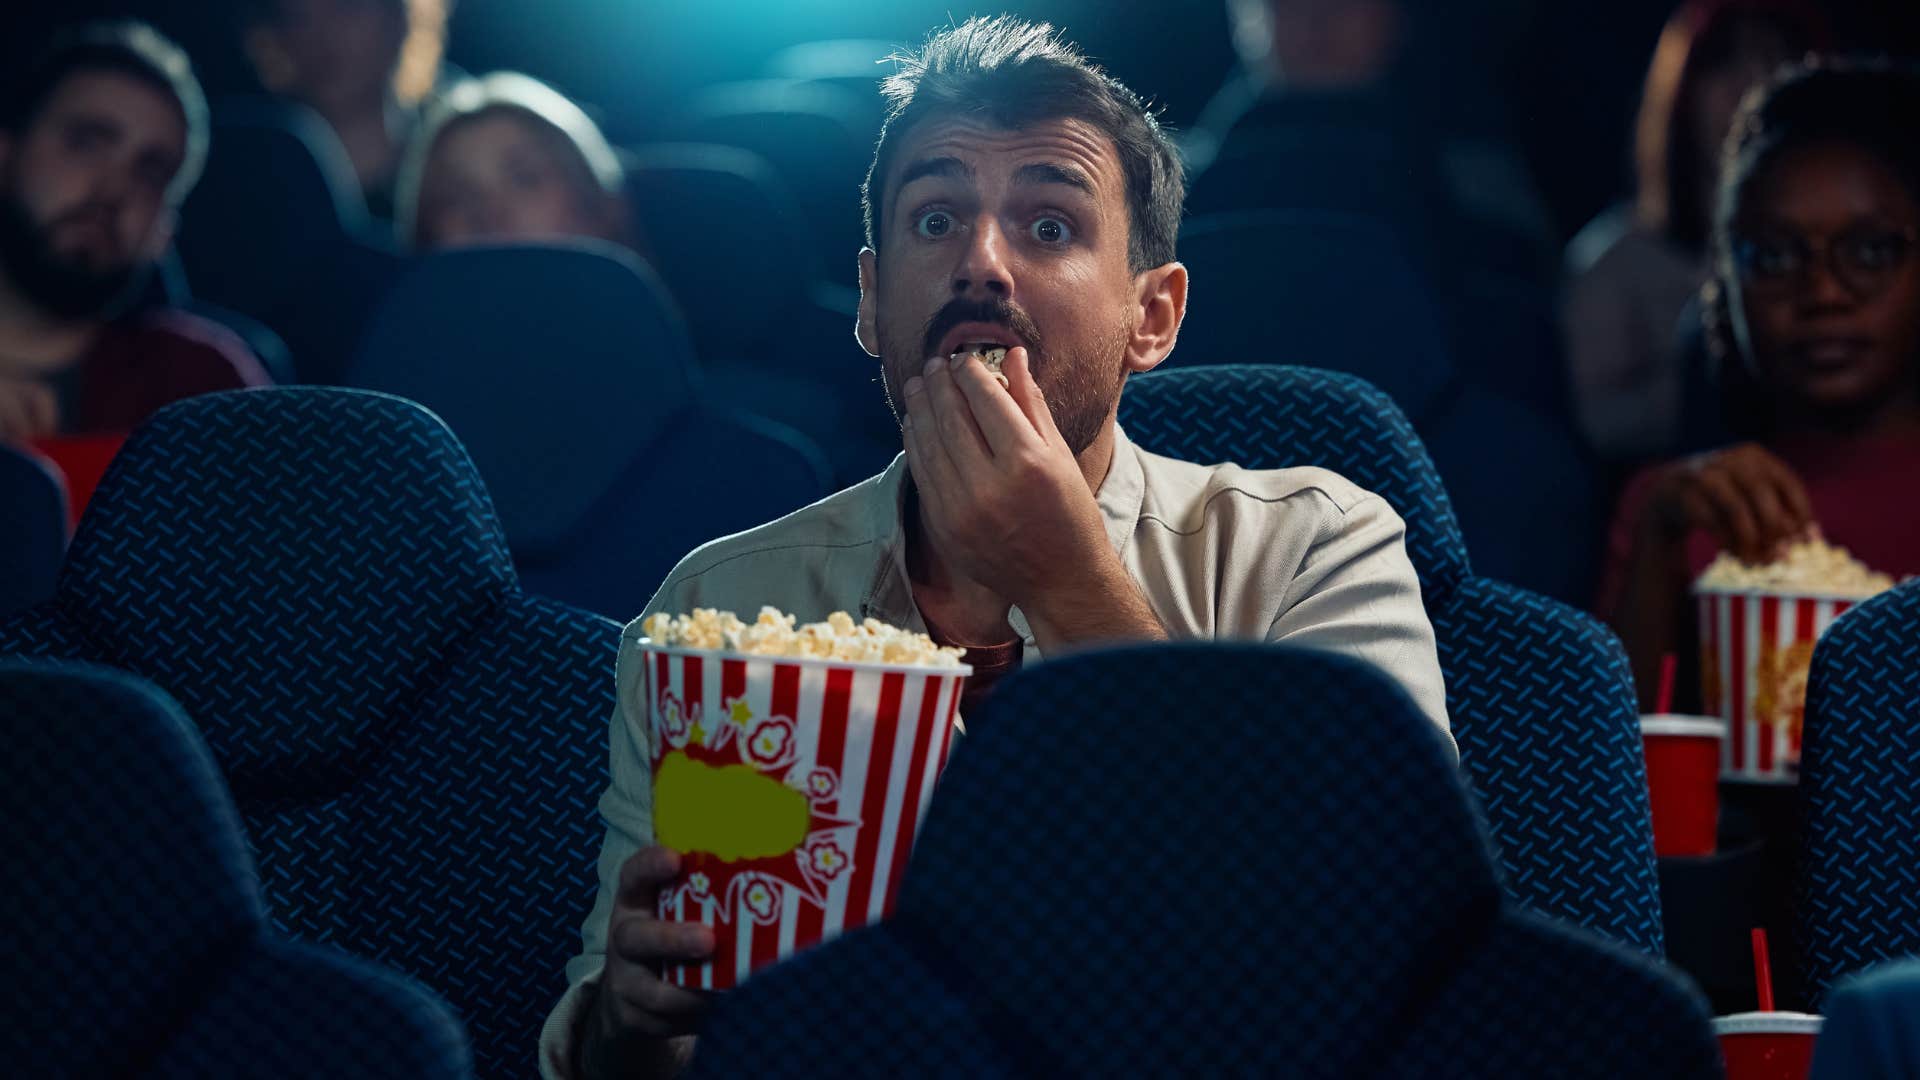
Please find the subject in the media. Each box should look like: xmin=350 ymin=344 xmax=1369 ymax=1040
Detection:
xmin=641 ymin=645 xmax=969 ymax=989
xmin=1695 ymin=588 xmax=1856 ymax=783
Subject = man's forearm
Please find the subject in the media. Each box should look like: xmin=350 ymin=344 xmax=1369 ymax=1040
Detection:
xmin=1024 ymin=557 xmax=1167 ymax=655
xmin=573 ymin=983 xmax=694 ymax=1080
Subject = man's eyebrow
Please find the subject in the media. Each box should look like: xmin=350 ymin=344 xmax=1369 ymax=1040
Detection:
xmin=1013 ymin=162 xmax=1094 ymax=195
xmin=897 ymin=156 xmax=973 ymax=190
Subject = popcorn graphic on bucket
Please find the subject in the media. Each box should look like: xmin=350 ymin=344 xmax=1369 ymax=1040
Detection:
xmin=640 ymin=608 xmax=970 ymax=989
xmin=1694 ymin=539 xmax=1894 ymax=782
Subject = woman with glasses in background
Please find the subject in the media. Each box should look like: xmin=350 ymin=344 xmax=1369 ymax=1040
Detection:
xmin=1602 ymin=58 xmax=1920 ymax=709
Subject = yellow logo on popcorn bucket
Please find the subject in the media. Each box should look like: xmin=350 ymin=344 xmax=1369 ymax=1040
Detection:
xmin=638 ymin=610 xmax=970 ymax=990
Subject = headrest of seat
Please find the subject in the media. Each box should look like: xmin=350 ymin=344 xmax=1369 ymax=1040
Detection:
xmin=1172 ymin=209 xmax=1456 ymax=421
xmin=59 ymin=387 xmax=517 ymax=797
xmin=1121 ymin=364 xmax=1471 ymax=594
xmin=351 ymin=242 xmax=697 ymax=554
xmin=901 ymin=642 xmax=1497 ymax=1074
xmin=2 ymin=661 xmax=260 ymax=1071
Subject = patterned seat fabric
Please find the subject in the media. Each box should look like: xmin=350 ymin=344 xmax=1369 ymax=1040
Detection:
xmin=350 ymin=244 xmax=831 ymax=619
xmin=689 ymin=644 xmax=1715 ymax=1078
xmin=1798 ymin=581 xmax=1920 ymax=1003
xmin=3 ymin=661 xmax=471 ymax=1078
xmin=1120 ymin=366 xmax=1662 ymax=955
xmin=0 ymin=389 xmax=621 ymax=1077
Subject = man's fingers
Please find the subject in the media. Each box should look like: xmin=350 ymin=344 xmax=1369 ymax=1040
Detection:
xmin=949 ymin=352 xmax=1032 ymax=455
xmin=610 ymin=913 xmax=715 ymax=965
xmin=616 ymin=845 xmax=681 ymax=908
xmin=1002 ymin=348 xmax=1061 ymax=443
xmin=604 ymin=970 xmax=713 ymax=1038
xmin=921 ymin=355 xmax=991 ymax=471
xmin=25 ymin=383 xmax=58 ymax=438
xmin=902 ymin=371 xmax=962 ymax=500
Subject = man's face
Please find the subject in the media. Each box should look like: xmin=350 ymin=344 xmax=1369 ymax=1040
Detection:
xmin=0 ymin=69 xmax=185 ymax=319
xmin=859 ymin=115 xmax=1153 ymax=455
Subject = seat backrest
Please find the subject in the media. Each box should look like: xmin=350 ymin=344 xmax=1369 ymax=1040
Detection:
xmin=350 ymin=243 xmax=697 ymax=555
xmin=350 ymin=243 xmax=830 ymax=617
xmin=1381 ymin=909 xmax=1719 ymax=1079
xmin=0 ymin=389 xmax=623 ymax=1075
xmin=1119 ymin=365 xmax=1470 ymax=599
xmin=898 ymin=642 xmax=1497 ymax=1076
xmin=623 ymin=142 xmax=821 ymax=365
xmin=177 ymin=99 xmax=402 ymax=384
xmin=0 ymin=442 xmax=65 ymax=617
xmin=1172 ymin=210 xmax=1457 ymax=422
xmin=1799 ymin=581 xmax=1920 ymax=1002
xmin=674 ymin=79 xmax=872 ymax=257
xmin=1119 ymin=367 xmax=1659 ymax=954
xmin=2 ymin=661 xmax=473 ymax=1079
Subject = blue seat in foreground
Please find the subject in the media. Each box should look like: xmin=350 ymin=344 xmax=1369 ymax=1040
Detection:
xmin=1119 ymin=365 xmax=1662 ymax=955
xmin=688 ymin=644 xmax=1715 ymax=1078
xmin=0 ymin=388 xmax=621 ymax=1077
xmin=0 ymin=442 xmax=65 ymax=618
xmin=1799 ymin=580 xmax=1920 ymax=1003
xmin=3 ymin=660 xmax=471 ymax=1078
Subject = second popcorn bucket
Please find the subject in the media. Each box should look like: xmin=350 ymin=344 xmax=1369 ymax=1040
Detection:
xmin=640 ymin=638 xmax=970 ymax=990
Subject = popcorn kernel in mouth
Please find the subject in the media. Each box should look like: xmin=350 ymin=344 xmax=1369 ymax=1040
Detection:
xmin=952 ymin=345 xmax=1010 ymax=387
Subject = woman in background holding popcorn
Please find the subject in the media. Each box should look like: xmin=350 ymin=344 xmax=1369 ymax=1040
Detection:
xmin=1603 ymin=59 xmax=1920 ymax=709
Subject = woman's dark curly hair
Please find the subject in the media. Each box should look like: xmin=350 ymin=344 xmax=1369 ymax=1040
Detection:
xmin=1701 ymin=57 xmax=1920 ymax=436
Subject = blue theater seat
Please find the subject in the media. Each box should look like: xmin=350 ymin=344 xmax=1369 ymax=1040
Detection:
xmin=623 ymin=143 xmax=895 ymax=484
xmin=1798 ymin=581 xmax=1920 ymax=1003
xmin=349 ymin=242 xmax=833 ymax=618
xmin=1168 ymin=213 xmax=1599 ymax=602
xmin=688 ymin=644 xmax=1715 ymax=1078
xmin=176 ymin=98 xmax=403 ymax=385
xmin=0 ymin=442 xmax=65 ymax=618
xmin=3 ymin=660 xmax=471 ymax=1078
xmin=1119 ymin=366 xmax=1661 ymax=954
xmin=0 ymin=388 xmax=620 ymax=1077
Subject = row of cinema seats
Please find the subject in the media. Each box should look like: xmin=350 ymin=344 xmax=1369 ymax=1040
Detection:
xmin=163 ymin=94 xmax=1595 ymax=604
xmin=6 ymin=376 xmax=1919 ymax=1074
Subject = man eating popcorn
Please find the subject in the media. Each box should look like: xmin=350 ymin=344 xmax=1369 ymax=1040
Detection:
xmin=545 ymin=17 xmax=1451 ymax=1079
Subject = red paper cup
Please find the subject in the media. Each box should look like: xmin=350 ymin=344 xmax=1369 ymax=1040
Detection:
xmin=1715 ymin=1011 xmax=1822 ymax=1080
xmin=641 ymin=645 xmax=970 ymax=990
xmin=1696 ymin=588 xmax=1858 ymax=783
xmin=1641 ymin=714 xmax=1725 ymax=857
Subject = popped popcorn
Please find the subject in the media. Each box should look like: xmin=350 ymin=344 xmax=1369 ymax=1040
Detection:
xmin=953 ymin=345 xmax=1010 ymax=388
xmin=642 ymin=606 xmax=967 ymax=669
xmin=1696 ymin=536 xmax=1896 ymax=598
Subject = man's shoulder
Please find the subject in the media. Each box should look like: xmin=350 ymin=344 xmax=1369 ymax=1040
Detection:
xmin=629 ymin=469 xmax=899 ymax=631
xmin=1135 ymin=445 xmax=1385 ymax=533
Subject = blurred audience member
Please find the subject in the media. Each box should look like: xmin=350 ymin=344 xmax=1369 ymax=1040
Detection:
xmin=1604 ymin=59 xmax=1920 ymax=708
xmin=1565 ymin=0 xmax=1824 ymax=462
xmin=395 ymin=72 xmax=637 ymax=254
xmin=241 ymin=0 xmax=451 ymax=220
xmin=1192 ymin=0 xmax=1556 ymax=278
xmin=0 ymin=22 xmax=268 ymax=443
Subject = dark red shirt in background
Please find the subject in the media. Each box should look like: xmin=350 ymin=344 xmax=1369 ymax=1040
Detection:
xmin=54 ymin=307 xmax=271 ymax=435
xmin=1597 ymin=431 xmax=1920 ymax=615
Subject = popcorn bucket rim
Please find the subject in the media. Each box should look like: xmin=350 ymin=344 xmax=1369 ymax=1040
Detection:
xmin=1690 ymin=584 xmax=1878 ymax=603
xmin=636 ymin=639 xmax=974 ymax=678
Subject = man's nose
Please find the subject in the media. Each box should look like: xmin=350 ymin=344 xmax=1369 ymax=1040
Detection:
xmin=951 ymin=217 xmax=1013 ymax=300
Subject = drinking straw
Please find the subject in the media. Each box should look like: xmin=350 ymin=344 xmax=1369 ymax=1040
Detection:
xmin=1656 ymin=653 xmax=1677 ymax=716
xmin=1752 ymin=928 xmax=1776 ymax=1013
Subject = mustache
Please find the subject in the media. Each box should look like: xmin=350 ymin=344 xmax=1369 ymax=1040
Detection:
xmin=919 ymin=297 xmax=1045 ymax=360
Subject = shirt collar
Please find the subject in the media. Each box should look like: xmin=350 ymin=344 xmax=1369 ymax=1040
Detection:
xmin=859 ymin=424 xmax=1147 ymax=648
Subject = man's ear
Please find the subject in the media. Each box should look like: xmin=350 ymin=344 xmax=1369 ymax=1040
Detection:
xmin=1124 ymin=261 xmax=1188 ymax=374
xmin=142 ymin=208 xmax=178 ymax=262
xmin=856 ymin=247 xmax=880 ymax=358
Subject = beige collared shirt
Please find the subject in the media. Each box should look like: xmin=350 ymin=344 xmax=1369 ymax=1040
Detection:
xmin=539 ymin=426 xmax=1450 ymax=1077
